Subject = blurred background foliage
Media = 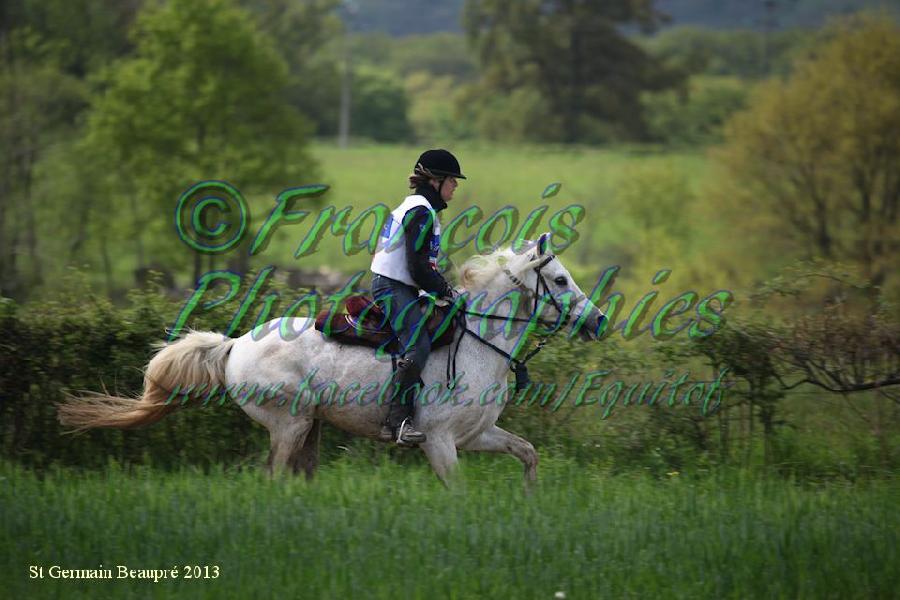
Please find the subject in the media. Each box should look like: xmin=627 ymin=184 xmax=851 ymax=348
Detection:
xmin=0 ymin=0 xmax=898 ymax=478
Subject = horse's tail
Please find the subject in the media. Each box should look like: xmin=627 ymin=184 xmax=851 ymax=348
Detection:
xmin=58 ymin=330 xmax=236 ymax=431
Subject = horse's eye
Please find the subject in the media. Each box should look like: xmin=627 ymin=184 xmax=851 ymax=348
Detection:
xmin=554 ymin=276 xmax=567 ymax=286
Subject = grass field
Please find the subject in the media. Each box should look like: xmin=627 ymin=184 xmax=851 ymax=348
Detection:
xmin=259 ymin=142 xmax=710 ymax=282
xmin=3 ymin=457 xmax=896 ymax=599
xmin=50 ymin=141 xmax=722 ymax=314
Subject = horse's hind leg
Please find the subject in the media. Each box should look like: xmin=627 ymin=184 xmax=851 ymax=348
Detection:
xmin=461 ymin=425 xmax=538 ymax=489
xmin=267 ymin=417 xmax=314 ymax=476
xmin=290 ymin=419 xmax=321 ymax=480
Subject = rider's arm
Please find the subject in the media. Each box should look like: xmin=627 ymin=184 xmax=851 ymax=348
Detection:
xmin=402 ymin=206 xmax=453 ymax=298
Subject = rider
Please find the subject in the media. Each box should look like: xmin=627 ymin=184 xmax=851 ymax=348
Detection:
xmin=370 ymin=149 xmax=464 ymax=446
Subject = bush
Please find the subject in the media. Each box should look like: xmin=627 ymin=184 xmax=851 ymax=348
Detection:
xmin=642 ymin=75 xmax=748 ymax=145
xmin=3 ymin=273 xmax=895 ymax=480
xmin=350 ymin=67 xmax=413 ymax=143
xmin=0 ymin=278 xmax=268 ymax=470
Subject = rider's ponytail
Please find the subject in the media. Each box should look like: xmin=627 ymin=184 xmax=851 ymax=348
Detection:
xmin=408 ymin=163 xmax=438 ymax=189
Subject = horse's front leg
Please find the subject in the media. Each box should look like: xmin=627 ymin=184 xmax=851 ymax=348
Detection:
xmin=420 ymin=435 xmax=459 ymax=488
xmin=461 ymin=425 xmax=538 ymax=489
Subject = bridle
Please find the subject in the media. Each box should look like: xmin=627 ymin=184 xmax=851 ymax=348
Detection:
xmin=444 ymin=252 xmax=587 ymax=391
xmin=501 ymin=254 xmax=586 ymax=330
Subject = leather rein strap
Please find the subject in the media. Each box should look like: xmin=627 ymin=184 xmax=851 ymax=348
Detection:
xmin=444 ymin=254 xmax=586 ymax=391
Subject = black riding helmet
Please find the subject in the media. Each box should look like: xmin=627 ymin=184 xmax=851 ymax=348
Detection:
xmin=415 ymin=149 xmax=466 ymax=179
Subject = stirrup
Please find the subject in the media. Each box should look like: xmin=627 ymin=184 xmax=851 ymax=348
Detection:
xmin=395 ymin=417 xmax=426 ymax=446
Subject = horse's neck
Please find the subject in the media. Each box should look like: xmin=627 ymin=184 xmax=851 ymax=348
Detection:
xmin=460 ymin=280 xmax=527 ymax=359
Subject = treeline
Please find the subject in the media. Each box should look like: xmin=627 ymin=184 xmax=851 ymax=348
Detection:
xmin=2 ymin=3 xmax=898 ymax=309
xmin=392 ymin=4 xmax=816 ymax=145
xmin=3 ymin=0 xmax=893 ymax=304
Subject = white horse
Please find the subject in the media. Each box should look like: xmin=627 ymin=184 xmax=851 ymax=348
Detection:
xmin=58 ymin=237 xmax=605 ymax=486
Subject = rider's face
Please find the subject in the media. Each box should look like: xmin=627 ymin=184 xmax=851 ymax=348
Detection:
xmin=432 ymin=177 xmax=458 ymax=203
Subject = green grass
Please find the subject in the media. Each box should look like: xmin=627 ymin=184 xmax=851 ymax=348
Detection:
xmin=259 ymin=141 xmax=709 ymax=278
xmin=41 ymin=140 xmax=715 ymax=304
xmin=3 ymin=457 xmax=896 ymax=599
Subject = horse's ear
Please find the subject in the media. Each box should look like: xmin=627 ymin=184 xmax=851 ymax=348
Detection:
xmin=536 ymin=232 xmax=550 ymax=256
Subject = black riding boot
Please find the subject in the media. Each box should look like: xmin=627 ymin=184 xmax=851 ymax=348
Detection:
xmin=380 ymin=357 xmax=427 ymax=446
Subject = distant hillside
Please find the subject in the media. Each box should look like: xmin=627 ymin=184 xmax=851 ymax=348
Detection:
xmin=656 ymin=0 xmax=899 ymax=30
xmin=348 ymin=0 xmax=464 ymax=35
xmin=350 ymin=0 xmax=898 ymax=35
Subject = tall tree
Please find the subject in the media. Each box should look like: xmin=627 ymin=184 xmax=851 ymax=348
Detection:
xmin=714 ymin=14 xmax=900 ymax=297
xmin=84 ymin=0 xmax=316 ymax=279
xmin=8 ymin=0 xmax=139 ymax=78
xmin=240 ymin=0 xmax=344 ymax=135
xmin=463 ymin=0 xmax=681 ymax=142
xmin=0 ymin=8 xmax=89 ymax=299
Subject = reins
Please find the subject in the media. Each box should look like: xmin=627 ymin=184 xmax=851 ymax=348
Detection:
xmin=444 ymin=253 xmax=586 ymax=392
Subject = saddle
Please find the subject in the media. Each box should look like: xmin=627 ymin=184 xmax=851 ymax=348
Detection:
xmin=314 ymin=294 xmax=459 ymax=355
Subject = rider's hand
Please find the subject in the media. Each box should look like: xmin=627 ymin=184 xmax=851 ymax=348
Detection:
xmin=443 ymin=287 xmax=462 ymax=304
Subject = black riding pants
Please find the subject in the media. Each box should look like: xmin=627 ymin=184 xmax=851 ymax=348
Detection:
xmin=371 ymin=273 xmax=434 ymax=427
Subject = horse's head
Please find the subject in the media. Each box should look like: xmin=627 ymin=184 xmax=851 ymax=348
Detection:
xmin=459 ymin=233 xmax=607 ymax=343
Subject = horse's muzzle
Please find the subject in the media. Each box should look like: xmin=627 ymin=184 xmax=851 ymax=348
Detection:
xmin=594 ymin=315 xmax=607 ymax=340
xmin=577 ymin=314 xmax=607 ymax=341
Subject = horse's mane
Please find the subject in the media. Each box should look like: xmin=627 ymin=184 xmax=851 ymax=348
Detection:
xmin=458 ymin=241 xmax=539 ymax=293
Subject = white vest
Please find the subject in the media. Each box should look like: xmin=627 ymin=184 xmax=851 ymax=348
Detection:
xmin=370 ymin=195 xmax=442 ymax=288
